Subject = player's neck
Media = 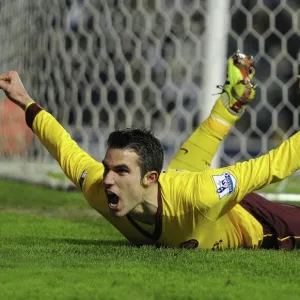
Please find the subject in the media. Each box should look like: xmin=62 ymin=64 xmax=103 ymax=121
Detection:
xmin=128 ymin=183 xmax=158 ymax=224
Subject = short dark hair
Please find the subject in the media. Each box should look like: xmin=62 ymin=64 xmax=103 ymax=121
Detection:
xmin=107 ymin=128 xmax=164 ymax=178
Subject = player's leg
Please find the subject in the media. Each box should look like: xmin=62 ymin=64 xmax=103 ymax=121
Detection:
xmin=168 ymin=51 xmax=256 ymax=172
xmin=240 ymin=193 xmax=300 ymax=250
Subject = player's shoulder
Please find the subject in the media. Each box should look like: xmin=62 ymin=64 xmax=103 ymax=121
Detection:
xmin=159 ymin=168 xmax=200 ymax=214
xmin=161 ymin=168 xmax=192 ymax=175
xmin=159 ymin=168 xmax=197 ymax=184
xmin=79 ymin=161 xmax=104 ymax=189
xmin=159 ymin=168 xmax=214 ymax=190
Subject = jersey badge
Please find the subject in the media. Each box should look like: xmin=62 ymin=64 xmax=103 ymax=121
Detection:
xmin=79 ymin=170 xmax=88 ymax=189
xmin=212 ymin=172 xmax=236 ymax=199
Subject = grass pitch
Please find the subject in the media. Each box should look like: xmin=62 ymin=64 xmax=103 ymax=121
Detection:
xmin=1 ymin=180 xmax=300 ymax=299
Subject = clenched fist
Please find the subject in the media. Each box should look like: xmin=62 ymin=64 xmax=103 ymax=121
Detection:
xmin=0 ymin=71 xmax=33 ymax=110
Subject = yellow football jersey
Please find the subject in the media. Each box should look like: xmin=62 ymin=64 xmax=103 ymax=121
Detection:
xmin=27 ymin=103 xmax=300 ymax=249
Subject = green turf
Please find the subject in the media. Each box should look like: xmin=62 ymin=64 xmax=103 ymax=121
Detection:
xmin=260 ymin=176 xmax=300 ymax=194
xmin=47 ymin=171 xmax=68 ymax=180
xmin=1 ymin=179 xmax=300 ymax=299
xmin=0 ymin=179 xmax=86 ymax=210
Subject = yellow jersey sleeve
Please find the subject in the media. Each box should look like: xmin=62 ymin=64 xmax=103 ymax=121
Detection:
xmin=184 ymin=131 xmax=300 ymax=220
xmin=27 ymin=104 xmax=100 ymax=189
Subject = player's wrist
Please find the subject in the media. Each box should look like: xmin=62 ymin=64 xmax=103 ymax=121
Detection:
xmin=11 ymin=95 xmax=34 ymax=111
xmin=25 ymin=100 xmax=36 ymax=111
xmin=25 ymin=102 xmax=43 ymax=130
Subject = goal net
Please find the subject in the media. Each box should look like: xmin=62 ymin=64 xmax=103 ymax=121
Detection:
xmin=0 ymin=0 xmax=299 ymax=199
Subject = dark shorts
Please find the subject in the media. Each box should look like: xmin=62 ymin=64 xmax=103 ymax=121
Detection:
xmin=240 ymin=193 xmax=300 ymax=250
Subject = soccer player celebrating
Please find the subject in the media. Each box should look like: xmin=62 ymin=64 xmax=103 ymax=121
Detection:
xmin=1 ymin=53 xmax=300 ymax=250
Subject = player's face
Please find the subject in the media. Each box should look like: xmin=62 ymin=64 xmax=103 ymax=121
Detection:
xmin=102 ymin=148 xmax=144 ymax=217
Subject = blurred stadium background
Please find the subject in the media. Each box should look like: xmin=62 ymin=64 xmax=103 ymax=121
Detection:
xmin=0 ymin=0 xmax=300 ymax=196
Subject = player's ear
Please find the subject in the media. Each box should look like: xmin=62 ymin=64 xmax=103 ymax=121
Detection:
xmin=142 ymin=171 xmax=158 ymax=186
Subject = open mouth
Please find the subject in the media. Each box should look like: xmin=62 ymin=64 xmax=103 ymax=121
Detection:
xmin=105 ymin=191 xmax=120 ymax=209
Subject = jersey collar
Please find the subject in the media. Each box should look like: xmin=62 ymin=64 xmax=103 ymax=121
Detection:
xmin=126 ymin=182 xmax=163 ymax=242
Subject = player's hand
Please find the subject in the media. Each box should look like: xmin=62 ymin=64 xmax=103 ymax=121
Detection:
xmin=0 ymin=71 xmax=33 ymax=110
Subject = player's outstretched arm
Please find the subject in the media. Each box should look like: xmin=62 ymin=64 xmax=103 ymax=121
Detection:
xmin=181 ymin=70 xmax=300 ymax=221
xmin=168 ymin=51 xmax=256 ymax=172
xmin=0 ymin=71 xmax=99 ymax=189
xmin=189 ymin=127 xmax=300 ymax=221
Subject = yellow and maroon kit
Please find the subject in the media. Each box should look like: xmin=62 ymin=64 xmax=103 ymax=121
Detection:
xmin=25 ymin=100 xmax=300 ymax=250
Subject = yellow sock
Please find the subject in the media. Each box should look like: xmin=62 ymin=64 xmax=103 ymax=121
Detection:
xmin=168 ymin=96 xmax=239 ymax=172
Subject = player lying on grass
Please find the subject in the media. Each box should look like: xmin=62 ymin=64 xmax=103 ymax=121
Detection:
xmin=1 ymin=53 xmax=300 ymax=250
